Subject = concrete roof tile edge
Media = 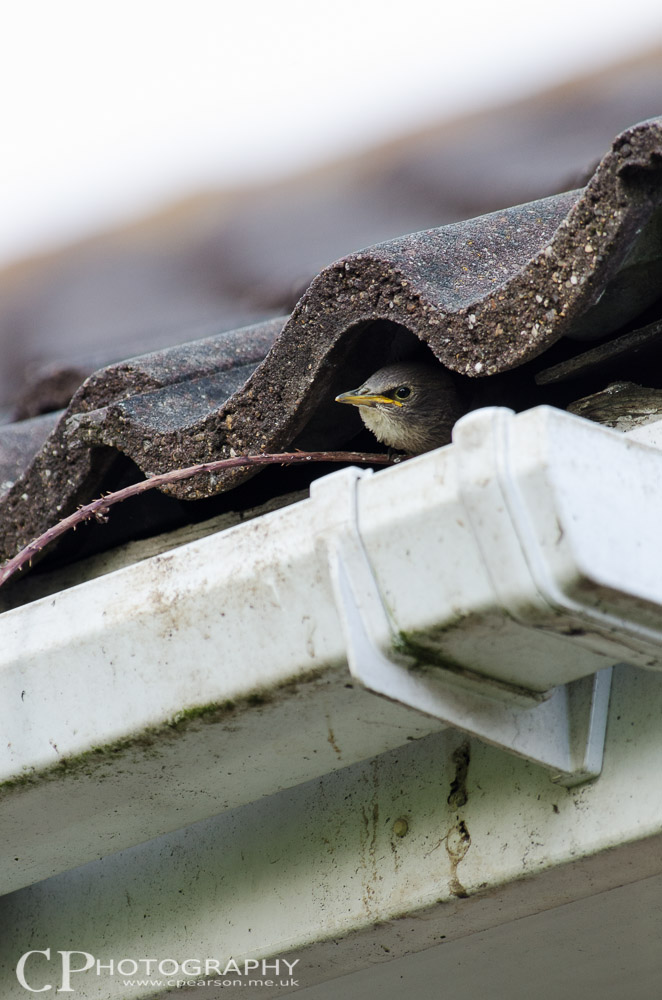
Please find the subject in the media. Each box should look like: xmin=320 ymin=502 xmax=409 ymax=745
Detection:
xmin=226 ymin=118 xmax=662 ymax=453
xmin=1 ymin=117 xmax=661 ymax=562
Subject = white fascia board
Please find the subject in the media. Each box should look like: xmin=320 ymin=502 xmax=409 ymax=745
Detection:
xmin=1 ymin=665 xmax=662 ymax=1000
xmin=1 ymin=404 xmax=662 ymax=893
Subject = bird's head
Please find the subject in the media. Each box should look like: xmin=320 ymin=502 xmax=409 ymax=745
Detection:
xmin=335 ymin=361 xmax=463 ymax=454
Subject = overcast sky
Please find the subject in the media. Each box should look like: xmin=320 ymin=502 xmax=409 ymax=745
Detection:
xmin=2 ymin=0 xmax=662 ymax=266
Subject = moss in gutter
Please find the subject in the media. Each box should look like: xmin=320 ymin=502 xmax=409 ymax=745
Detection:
xmin=394 ymin=629 xmax=544 ymax=703
xmin=169 ymin=699 xmax=237 ymax=729
xmin=394 ymin=630 xmax=471 ymax=677
xmin=0 ymin=666 xmax=332 ymax=798
xmin=246 ymin=691 xmax=272 ymax=706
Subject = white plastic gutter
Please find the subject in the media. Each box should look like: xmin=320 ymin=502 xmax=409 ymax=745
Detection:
xmin=1 ymin=404 xmax=662 ymax=894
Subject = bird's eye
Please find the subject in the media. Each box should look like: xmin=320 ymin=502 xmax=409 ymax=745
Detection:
xmin=394 ymin=386 xmax=411 ymax=400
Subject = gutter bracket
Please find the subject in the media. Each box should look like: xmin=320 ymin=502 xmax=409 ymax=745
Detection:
xmin=316 ymin=466 xmax=611 ymax=787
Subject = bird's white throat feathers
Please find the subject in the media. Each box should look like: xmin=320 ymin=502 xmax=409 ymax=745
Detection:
xmin=357 ymin=405 xmax=427 ymax=452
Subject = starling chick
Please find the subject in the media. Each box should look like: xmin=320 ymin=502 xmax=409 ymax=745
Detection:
xmin=335 ymin=362 xmax=463 ymax=454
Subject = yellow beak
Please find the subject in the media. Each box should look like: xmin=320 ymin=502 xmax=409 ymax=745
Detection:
xmin=335 ymin=391 xmax=403 ymax=408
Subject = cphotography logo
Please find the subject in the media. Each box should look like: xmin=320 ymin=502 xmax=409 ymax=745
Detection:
xmin=16 ymin=950 xmax=300 ymax=992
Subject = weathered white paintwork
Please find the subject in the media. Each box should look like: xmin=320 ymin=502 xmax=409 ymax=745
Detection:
xmin=1 ymin=407 xmax=661 ymax=998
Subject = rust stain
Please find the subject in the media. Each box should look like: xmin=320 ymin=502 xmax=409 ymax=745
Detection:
xmin=445 ymin=820 xmax=471 ymax=898
xmin=359 ymin=762 xmax=381 ymax=915
xmin=326 ymin=724 xmax=342 ymax=760
xmin=390 ymin=816 xmax=409 ymax=872
xmin=446 ymin=740 xmax=471 ymax=897
xmin=447 ymin=741 xmax=470 ymax=808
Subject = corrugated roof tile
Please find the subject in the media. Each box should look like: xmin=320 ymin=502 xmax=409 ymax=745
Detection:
xmin=2 ymin=118 xmax=662 ymax=565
